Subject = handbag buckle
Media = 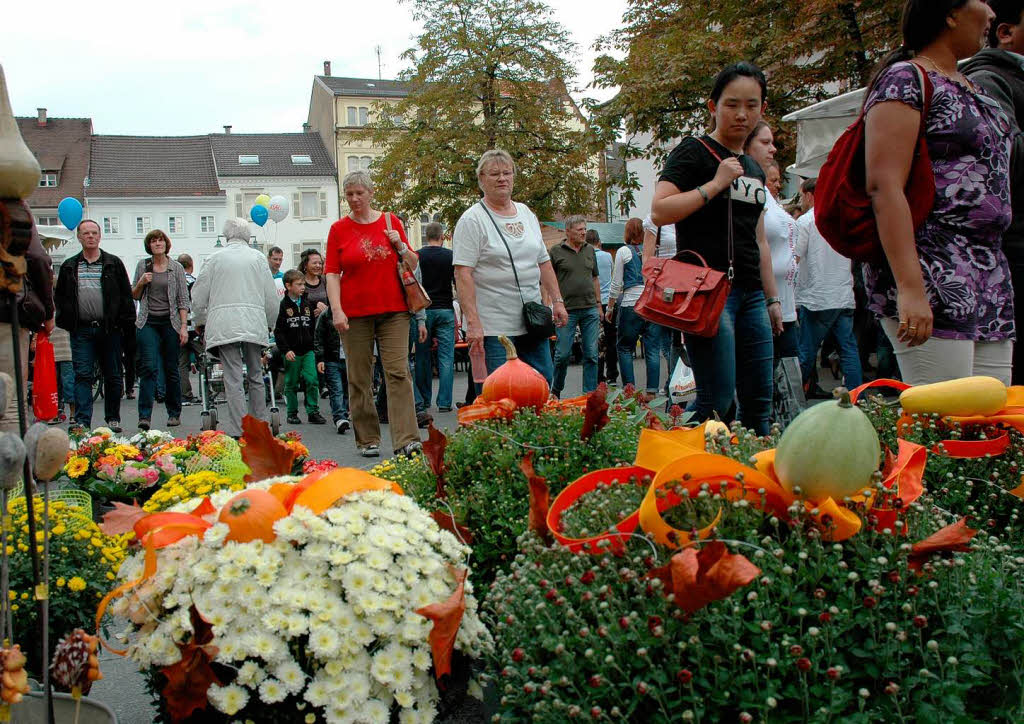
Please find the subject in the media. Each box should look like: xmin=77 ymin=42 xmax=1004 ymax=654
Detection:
xmin=662 ymin=287 xmax=675 ymax=303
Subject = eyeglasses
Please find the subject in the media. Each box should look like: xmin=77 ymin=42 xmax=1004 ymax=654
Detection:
xmin=485 ymin=170 xmax=514 ymax=179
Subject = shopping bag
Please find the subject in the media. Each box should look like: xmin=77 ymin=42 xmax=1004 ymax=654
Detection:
xmin=772 ymin=356 xmax=806 ymax=427
xmin=32 ymin=332 xmax=59 ymax=421
xmin=669 ymin=358 xmax=696 ymax=405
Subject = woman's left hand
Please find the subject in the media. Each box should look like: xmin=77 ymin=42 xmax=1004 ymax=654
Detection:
xmin=178 ymin=330 xmax=189 ymax=347
xmin=768 ymin=304 xmax=784 ymax=336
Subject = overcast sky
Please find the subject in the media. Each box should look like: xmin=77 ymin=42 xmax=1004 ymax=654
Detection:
xmin=4 ymin=0 xmax=628 ymax=136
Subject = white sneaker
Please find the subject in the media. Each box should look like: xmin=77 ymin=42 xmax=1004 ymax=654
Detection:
xmin=336 ymin=418 xmax=350 ymax=434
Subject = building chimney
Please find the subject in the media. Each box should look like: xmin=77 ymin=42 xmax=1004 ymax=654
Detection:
xmin=302 ymin=122 xmax=311 ymax=133
xmin=37 ymin=108 xmax=47 ymax=126
xmin=323 ymin=60 xmax=331 ymax=77
xmin=223 ymin=125 xmax=232 ymax=134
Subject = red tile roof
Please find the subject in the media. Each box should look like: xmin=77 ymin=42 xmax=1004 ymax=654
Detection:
xmin=15 ymin=117 xmax=93 ymax=211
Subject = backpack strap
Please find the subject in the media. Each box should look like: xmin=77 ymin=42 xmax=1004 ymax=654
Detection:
xmin=909 ymin=61 xmax=934 ymax=139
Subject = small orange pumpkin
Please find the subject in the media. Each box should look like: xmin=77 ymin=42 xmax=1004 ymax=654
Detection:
xmin=481 ymin=335 xmax=550 ymax=410
xmin=218 ymin=489 xmax=287 ymax=543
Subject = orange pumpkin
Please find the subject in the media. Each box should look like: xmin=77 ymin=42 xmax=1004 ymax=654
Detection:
xmin=218 ymin=489 xmax=287 ymax=543
xmin=481 ymin=335 xmax=550 ymax=410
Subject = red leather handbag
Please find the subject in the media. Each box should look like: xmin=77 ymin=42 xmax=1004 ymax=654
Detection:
xmin=635 ymin=138 xmax=734 ymax=337
xmin=815 ymin=61 xmax=935 ymax=263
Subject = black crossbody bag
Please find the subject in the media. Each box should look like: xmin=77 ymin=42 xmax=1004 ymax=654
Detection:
xmin=478 ymin=202 xmax=555 ymax=343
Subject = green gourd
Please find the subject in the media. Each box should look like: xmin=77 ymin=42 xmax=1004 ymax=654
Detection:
xmin=775 ymin=388 xmax=881 ymax=501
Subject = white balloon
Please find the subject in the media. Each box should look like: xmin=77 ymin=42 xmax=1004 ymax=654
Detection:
xmin=267 ymin=195 xmax=289 ymax=223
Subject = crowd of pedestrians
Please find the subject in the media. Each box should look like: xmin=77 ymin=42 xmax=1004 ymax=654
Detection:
xmin=3 ymin=0 xmax=1023 ymax=452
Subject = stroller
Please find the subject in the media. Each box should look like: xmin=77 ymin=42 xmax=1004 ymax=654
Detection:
xmin=197 ymin=346 xmax=282 ymax=435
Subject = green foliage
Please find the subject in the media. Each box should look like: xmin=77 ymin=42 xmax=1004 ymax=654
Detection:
xmin=357 ymin=0 xmax=601 ymax=228
xmin=374 ymin=396 xmax=654 ymax=584
xmin=591 ymin=0 xmax=902 ymax=214
xmin=487 ymin=481 xmax=1024 ymax=722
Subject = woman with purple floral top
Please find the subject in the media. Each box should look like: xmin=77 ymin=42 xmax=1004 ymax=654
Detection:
xmin=865 ymin=0 xmax=1013 ymax=384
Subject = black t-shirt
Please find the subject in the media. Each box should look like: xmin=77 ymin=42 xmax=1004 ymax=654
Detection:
xmin=418 ymin=245 xmax=455 ymax=309
xmin=659 ymin=135 xmax=767 ymax=289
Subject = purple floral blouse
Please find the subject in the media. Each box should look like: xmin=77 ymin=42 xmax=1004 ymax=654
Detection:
xmin=863 ymin=62 xmax=1014 ymax=341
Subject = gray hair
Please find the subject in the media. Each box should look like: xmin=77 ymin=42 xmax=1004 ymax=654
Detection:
xmin=223 ymin=217 xmax=251 ymax=243
xmin=476 ymin=149 xmax=516 ymax=184
xmin=424 ymin=221 xmax=444 ymax=242
xmin=564 ymin=214 xmax=587 ymax=230
xmin=342 ymin=170 xmax=374 ymax=193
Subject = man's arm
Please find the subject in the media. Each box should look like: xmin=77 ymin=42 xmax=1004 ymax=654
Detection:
xmin=539 ymin=261 xmax=567 ymax=326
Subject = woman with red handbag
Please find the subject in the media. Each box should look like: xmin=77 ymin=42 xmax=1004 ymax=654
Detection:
xmin=325 ymin=170 xmax=422 ymax=459
xmin=650 ymin=62 xmax=783 ymax=435
xmin=863 ymin=0 xmax=1012 ymax=384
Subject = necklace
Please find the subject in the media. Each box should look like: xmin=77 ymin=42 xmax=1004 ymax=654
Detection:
xmin=915 ymin=54 xmax=965 ymax=84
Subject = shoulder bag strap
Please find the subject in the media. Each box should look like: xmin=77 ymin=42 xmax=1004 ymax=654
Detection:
xmin=694 ymin=136 xmax=735 ymax=279
xmin=655 ymin=226 xmax=661 ymax=255
xmin=909 ymin=61 xmax=934 ymax=137
xmin=478 ymin=202 xmax=527 ymax=306
xmin=384 ymin=212 xmax=411 ymax=272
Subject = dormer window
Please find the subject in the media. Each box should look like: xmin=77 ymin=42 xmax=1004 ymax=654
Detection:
xmin=291 ymin=154 xmax=312 ymax=165
xmin=238 ymin=154 xmax=260 ymax=165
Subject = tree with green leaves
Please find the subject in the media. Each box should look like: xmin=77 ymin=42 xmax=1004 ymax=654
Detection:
xmin=357 ymin=0 xmax=601 ymax=228
xmin=591 ymin=0 xmax=902 ymax=211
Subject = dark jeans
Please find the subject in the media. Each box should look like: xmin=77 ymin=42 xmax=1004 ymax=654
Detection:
xmin=774 ymin=320 xmax=800 ymax=361
xmin=70 ymin=326 xmax=123 ymax=427
xmin=324 ymin=360 xmax=350 ymax=422
xmin=477 ymin=333 xmax=554 ymax=395
xmin=137 ymin=319 xmax=182 ymax=420
xmin=178 ymin=331 xmax=203 ymax=398
xmin=616 ymin=305 xmax=661 ymax=393
xmin=797 ymin=306 xmax=862 ymax=389
xmin=553 ymin=307 xmax=600 ymax=396
xmin=683 ymin=288 xmax=774 ymax=436
xmin=56 ymin=360 xmax=74 ymax=410
xmin=414 ymin=308 xmax=456 ymax=410
xmin=598 ymin=306 xmax=618 ymax=384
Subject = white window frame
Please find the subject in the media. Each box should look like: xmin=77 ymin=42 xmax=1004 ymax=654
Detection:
xmin=168 ymin=215 xmax=184 ymax=234
xmin=200 ymin=215 xmax=216 ymax=234
xmin=291 ymin=154 xmax=312 ymax=165
xmin=36 ymin=214 xmax=59 ymax=227
xmin=358 ymin=107 xmax=369 ymax=126
xmin=38 ymin=173 xmax=58 ymax=187
xmin=292 ymin=241 xmax=324 ymax=269
xmin=102 ymin=216 xmax=120 ymax=235
xmin=346 ymin=106 xmax=357 ymax=126
xmin=238 ymin=154 xmax=260 ymax=165
xmin=136 ymin=216 xmax=152 ymax=235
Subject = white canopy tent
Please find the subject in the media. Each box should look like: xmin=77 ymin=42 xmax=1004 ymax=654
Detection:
xmin=35 ymin=224 xmax=76 ymax=253
xmin=781 ymin=87 xmax=866 ymax=178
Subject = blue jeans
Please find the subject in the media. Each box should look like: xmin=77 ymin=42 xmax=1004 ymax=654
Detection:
xmin=137 ymin=320 xmax=182 ymax=420
xmin=798 ymin=307 xmax=863 ymax=388
xmin=616 ymin=305 xmax=661 ymax=393
xmin=553 ymin=306 xmax=600 ymax=396
xmin=481 ymin=334 xmax=554 ymax=390
xmin=324 ymin=360 xmax=350 ymax=422
xmin=414 ymin=308 xmax=456 ymax=409
xmin=70 ymin=326 xmax=123 ymax=428
xmin=683 ymin=288 xmax=774 ymax=436
xmin=56 ymin=361 xmax=74 ymax=410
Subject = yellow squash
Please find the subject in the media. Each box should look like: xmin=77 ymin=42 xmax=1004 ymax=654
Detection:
xmin=899 ymin=376 xmax=1007 ymax=417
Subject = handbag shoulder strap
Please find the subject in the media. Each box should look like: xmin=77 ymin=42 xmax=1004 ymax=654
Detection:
xmin=478 ymin=201 xmax=527 ymax=305
xmin=694 ymin=136 xmax=735 ymax=279
xmin=909 ymin=61 xmax=934 ymax=138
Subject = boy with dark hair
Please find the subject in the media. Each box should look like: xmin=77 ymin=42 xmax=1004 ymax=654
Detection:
xmin=274 ymin=269 xmax=326 ymax=425
xmin=315 ymin=306 xmax=350 ymax=434
xmin=964 ymin=0 xmax=1024 ymax=382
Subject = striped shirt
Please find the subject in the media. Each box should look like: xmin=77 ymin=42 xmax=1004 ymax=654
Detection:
xmin=77 ymin=259 xmax=104 ymax=322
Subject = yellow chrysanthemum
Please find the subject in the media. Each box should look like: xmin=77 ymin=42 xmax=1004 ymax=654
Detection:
xmin=67 ymin=577 xmax=87 ymax=592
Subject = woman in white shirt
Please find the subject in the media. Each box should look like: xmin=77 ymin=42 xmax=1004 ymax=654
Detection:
xmin=607 ymin=219 xmax=662 ymax=393
xmin=452 ymin=149 xmax=566 ymax=383
xmin=745 ymin=122 xmax=799 ymax=360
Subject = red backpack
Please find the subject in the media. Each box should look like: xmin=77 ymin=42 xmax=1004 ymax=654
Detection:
xmin=814 ymin=62 xmax=935 ymax=263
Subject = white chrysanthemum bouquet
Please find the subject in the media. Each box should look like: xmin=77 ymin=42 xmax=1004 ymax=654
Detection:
xmin=107 ymin=473 xmax=491 ymax=724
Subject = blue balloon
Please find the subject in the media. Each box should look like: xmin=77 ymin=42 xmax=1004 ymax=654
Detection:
xmin=57 ymin=197 xmax=83 ymax=230
xmin=250 ymin=205 xmax=269 ymax=227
